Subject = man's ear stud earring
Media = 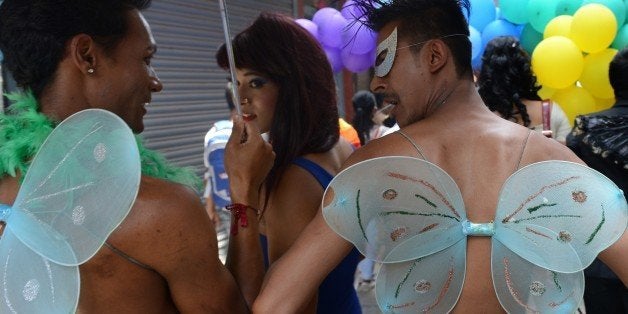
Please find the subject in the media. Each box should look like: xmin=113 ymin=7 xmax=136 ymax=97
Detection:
xmin=87 ymin=68 xmax=95 ymax=74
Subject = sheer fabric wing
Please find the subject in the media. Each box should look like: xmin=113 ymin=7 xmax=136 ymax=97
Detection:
xmin=9 ymin=109 xmax=141 ymax=266
xmin=491 ymin=239 xmax=583 ymax=314
xmin=376 ymin=239 xmax=466 ymax=313
xmin=494 ymin=161 xmax=627 ymax=273
xmin=322 ymin=156 xmax=466 ymax=263
xmin=0 ymin=228 xmax=79 ymax=313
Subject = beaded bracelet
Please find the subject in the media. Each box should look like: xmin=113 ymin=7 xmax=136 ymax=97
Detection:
xmin=225 ymin=203 xmax=258 ymax=235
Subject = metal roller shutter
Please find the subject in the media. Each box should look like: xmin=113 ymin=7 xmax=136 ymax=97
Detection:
xmin=142 ymin=0 xmax=293 ymax=178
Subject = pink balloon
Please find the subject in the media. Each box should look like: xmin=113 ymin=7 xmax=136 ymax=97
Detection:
xmin=341 ymin=47 xmax=375 ymax=73
xmin=324 ymin=45 xmax=344 ymax=73
xmin=295 ymin=18 xmax=319 ymax=40
xmin=342 ymin=21 xmax=376 ymax=55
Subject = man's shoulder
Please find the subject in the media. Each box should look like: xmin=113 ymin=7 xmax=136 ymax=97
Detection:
xmin=137 ymin=176 xmax=202 ymax=209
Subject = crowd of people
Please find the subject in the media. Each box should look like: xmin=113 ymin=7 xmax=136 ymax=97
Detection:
xmin=0 ymin=0 xmax=625 ymax=313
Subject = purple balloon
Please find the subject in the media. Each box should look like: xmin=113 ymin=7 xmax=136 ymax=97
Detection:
xmin=295 ymin=18 xmax=319 ymax=40
xmin=324 ymin=45 xmax=344 ymax=73
xmin=312 ymin=7 xmax=339 ymax=26
xmin=318 ymin=11 xmax=348 ymax=49
xmin=341 ymin=47 xmax=375 ymax=73
xmin=342 ymin=21 xmax=376 ymax=55
xmin=341 ymin=0 xmax=366 ymax=20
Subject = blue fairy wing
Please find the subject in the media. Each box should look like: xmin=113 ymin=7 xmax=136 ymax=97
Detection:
xmin=494 ymin=161 xmax=627 ymax=273
xmin=375 ymin=239 xmax=466 ymax=313
xmin=322 ymin=156 xmax=466 ymax=263
xmin=0 ymin=228 xmax=79 ymax=313
xmin=8 ymin=109 xmax=141 ymax=266
xmin=492 ymin=239 xmax=583 ymax=314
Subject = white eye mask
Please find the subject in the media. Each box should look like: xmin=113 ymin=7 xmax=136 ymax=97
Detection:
xmin=374 ymin=27 xmax=398 ymax=78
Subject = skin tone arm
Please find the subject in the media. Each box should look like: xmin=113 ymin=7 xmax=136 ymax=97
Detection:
xmin=599 ymin=228 xmax=628 ymax=286
xmin=122 ymin=178 xmax=249 ymax=313
xmin=224 ymin=117 xmax=275 ymax=308
xmin=205 ymin=194 xmax=221 ymax=228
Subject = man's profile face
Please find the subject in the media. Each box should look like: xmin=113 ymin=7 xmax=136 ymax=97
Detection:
xmin=91 ymin=10 xmax=162 ymax=133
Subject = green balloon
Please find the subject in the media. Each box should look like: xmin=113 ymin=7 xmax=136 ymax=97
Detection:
xmin=611 ymin=23 xmax=628 ymax=49
xmin=555 ymin=0 xmax=583 ymax=15
xmin=527 ymin=0 xmax=560 ymax=33
xmin=500 ymin=0 xmax=530 ymax=24
xmin=520 ymin=23 xmax=544 ymax=55
xmin=583 ymin=0 xmax=625 ymax=27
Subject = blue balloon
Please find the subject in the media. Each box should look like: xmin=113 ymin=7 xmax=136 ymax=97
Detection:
xmin=466 ymin=0 xmax=496 ymax=32
xmin=469 ymin=26 xmax=483 ymax=60
xmin=481 ymin=19 xmax=520 ymax=47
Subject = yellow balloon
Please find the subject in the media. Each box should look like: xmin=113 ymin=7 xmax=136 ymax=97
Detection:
xmin=538 ymin=85 xmax=556 ymax=99
xmin=553 ymin=85 xmax=597 ymax=123
xmin=594 ymin=96 xmax=615 ymax=111
xmin=532 ymin=36 xmax=584 ymax=89
xmin=544 ymin=15 xmax=573 ymax=39
xmin=580 ymin=48 xmax=618 ymax=99
xmin=570 ymin=4 xmax=617 ymax=53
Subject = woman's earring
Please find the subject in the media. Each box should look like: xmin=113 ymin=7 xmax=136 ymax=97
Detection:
xmin=87 ymin=68 xmax=95 ymax=74
xmin=242 ymin=98 xmax=249 ymax=104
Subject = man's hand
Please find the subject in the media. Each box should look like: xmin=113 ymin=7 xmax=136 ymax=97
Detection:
xmin=225 ymin=116 xmax=275 ymax=203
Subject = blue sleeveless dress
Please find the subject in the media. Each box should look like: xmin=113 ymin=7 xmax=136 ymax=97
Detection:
xmin=259 ymin=157 xmax=362 ymax=314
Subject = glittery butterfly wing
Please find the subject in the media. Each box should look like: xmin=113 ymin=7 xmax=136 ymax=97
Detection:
xmin=491 ymin=161 xmax=627 ymax=313
xmin=0 ymin=109 xmax=140 ymax=313
xmin=322 ymin=156 xmax=467 ymax=312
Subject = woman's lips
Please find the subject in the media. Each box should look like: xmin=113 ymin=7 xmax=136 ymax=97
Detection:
xmin=242 ymin=113 xmax=257 ymax=122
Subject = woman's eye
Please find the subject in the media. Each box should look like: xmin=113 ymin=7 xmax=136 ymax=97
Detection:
xmin=250 ymin=78 xmax=267 ymax=88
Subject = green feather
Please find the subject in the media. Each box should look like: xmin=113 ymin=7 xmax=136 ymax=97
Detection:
xmin=0 ymin=91 xmax=202 ymax=191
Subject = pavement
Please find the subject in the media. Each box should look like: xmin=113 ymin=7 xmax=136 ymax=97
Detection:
xmin=215 ymin=210 xmax=382 ymax=313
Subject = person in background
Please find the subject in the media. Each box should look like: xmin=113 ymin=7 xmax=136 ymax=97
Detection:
xmin=567 ymin=47 xmax=628 ymax=314
xmin=351 ymin=90 xmax=390 ymax=146
xmin=216 ymin=12 xmax=360 ymax=313
xmin=478 ymin=36 xmax=572 ymax=144
xmin=224 ymin=0 xmax=627 ymax=312
xmin=204 ymin=84 xmax=237 ymax=228
xmin=0 ymin=0 xmax=247 ymax=312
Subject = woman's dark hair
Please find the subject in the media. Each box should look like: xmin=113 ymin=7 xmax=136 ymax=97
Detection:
xmin=477 ymin=36 xmax=542 ymax=127
xmin=351 ymin=90 xmax=377 ymax=145
xmin=216 ymin=12 xmax=339 ymax=204
xmin=354 ymin=0 xmax=472 ymax=78
xmin=0 ymin=0 xmax=152 ymax=99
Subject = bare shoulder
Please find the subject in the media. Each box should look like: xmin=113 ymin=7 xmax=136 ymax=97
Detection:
xmin=522 ymin=131 xmax=584 ymax=165
xmin=107 ymin=175 xmax=215 ymax=268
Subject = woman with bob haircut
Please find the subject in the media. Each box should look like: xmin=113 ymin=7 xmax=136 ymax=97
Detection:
xmin=216 ymin=12 xmax=361 ymax=314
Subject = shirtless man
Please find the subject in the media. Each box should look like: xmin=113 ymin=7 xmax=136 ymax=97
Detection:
xmin=225 ymin=0 xmax=627 ymax=312
xmin=0 ymin=1 xmax=247 ymax=312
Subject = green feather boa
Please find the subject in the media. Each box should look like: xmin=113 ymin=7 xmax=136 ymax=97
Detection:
xmin=0 ymin=91 xmax=202 ymax=191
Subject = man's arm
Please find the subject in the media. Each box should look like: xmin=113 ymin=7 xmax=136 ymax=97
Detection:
xmin=132 ymin=178 xmax=249 ymax=313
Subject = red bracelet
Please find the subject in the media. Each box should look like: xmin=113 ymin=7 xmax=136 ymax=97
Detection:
xmin=226 ymin=203 xmax=258 ymax=235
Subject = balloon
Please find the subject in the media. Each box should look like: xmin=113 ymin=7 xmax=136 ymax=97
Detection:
xmin=526 ymin=0 xmax=560 ymax=33
xmin=538 ymin=85 xmax=556 ymax=99
xmin=323 ymin=45 xmax=343 ymax=73
xmin=495 ymin=7 xmax=502 ymax=20
xmin=341 ymin=47 xmax=375 ymax=73
xmin=532 ymin=36 xmax=584 ymax=89
xmin=340 ymin=0 xmax=366 ymax=20
xmin=579 ymin=48 xmax=618 ymax=99
xmin=342 ymin=21 xmax=376 ymax=55
xmin=500 ymin=0 xmax=530 ymax=24
xmin=555 ymin=0 xmax=583 ymax=15
xmin=552 ymin=85 xmax=597 ymax=123
xmin=467 ymin=0 xmax=496 ymax=32
xmin=317 ymin=10 xmax=348 ymax=49
xmin=570 ymin=4 xmax=618 ymax=53
xmin=583 ymin=0 xmax=626 ymax=27
xmin=520 ymin=24 xmax=544 ymax=54
xmin=544 ymin=15 xmax=573 ymax=39
xmin=295 ymin=19 xmax=319 ymax=40
xmin=611 ymin=23 xmax=628 ymax=49
xmin=594 ymin=96 xmax=616 ymax=111
xmin=469 ymin=26 xmax=483 ymax=62
xmin=481 ymin=19 xmax=520 ymax=47
xmin=312 ymin=7 xmax=339 ymax=26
